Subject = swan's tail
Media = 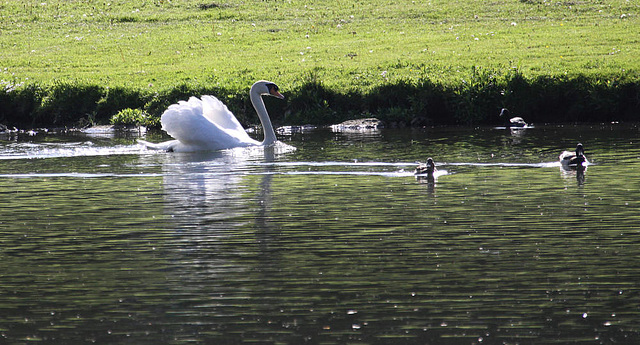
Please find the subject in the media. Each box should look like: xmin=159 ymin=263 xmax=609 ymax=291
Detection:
xmin=138 ymin=139 xmax=176 ymax=151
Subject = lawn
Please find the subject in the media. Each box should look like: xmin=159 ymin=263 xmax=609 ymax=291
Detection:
xmin=1 ymin=0 xmax=639 ymax=127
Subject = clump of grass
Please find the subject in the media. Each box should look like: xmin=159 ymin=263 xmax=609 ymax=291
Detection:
xmin=2 ymin=71 xmax=639 ymax=129
xmin=285 ymin=72 xmax=342 ymax=125
xmin=35 ymin=81 xmax=104 ymax=126
xmin=110 ymin=108 xmax=157 ymax=127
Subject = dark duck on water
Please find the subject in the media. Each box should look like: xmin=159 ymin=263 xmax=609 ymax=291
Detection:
xmin=499 ymin=108 xmax=527 ymax=128
xmin=559 ymin=143 xmax=588 ymax=169
xmin=415 ymin=157 xmax=437 ymax=175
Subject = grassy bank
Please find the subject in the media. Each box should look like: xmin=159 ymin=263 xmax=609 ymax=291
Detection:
xmin=1 ymin=0 xmax=639 ymax=128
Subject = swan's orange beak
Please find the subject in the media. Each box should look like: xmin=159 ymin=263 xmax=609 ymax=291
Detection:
xmin=270 ymin=88 xmax=285 ymax=99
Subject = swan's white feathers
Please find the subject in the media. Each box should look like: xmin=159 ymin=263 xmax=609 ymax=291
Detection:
xmin=139 ymin=80 xmax=288 ymax=152
xmin=160 ymin=95 xmax=258 ymax=151
xmin=200 ymin=95 xmax=245 ymax=134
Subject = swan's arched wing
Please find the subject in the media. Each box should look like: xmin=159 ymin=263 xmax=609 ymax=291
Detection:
xmin=200 ymin=95 xmax=251 ymax=139
xmin=161 ymin=97 xmax=258 ymax=150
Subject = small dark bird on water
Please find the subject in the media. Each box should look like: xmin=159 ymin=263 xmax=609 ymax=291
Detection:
xmin=415 ymin=157 xmax=436 ymax=175
xmin=499 ymin=108 xmax=527 ymax=128
xmin=559 ymin=143 xmax=588 ymax=169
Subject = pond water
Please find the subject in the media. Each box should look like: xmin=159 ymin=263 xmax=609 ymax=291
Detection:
xmin=1 ymin=124 xmax=640 ymax=344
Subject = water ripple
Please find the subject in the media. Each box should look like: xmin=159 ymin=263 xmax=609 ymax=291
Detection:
xmin=0 ymin=142 xmax=148 ymax=160
xmin=1 ymin=125 xmax=640 ymax=344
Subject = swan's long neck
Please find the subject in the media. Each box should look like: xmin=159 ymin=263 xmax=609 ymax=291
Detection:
xmin=250 ymin=87 xmax=277 ymax=146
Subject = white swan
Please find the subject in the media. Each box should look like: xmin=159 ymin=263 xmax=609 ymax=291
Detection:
xmin=139 ymin=80 xmax=285 ymax=152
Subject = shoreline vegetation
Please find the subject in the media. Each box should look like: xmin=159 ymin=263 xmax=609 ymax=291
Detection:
xmin=1 ymin=71 xmax=639 ymax=130
xmin=1 ymin=0 xmax=639 ymax=129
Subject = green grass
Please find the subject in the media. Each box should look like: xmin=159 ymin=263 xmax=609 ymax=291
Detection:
xmin=1 ymin=0 xmax=639 ymax=127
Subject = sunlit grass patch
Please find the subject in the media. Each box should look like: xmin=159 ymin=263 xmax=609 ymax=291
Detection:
xmin=1 ymin=0 xmax=638 ymax=126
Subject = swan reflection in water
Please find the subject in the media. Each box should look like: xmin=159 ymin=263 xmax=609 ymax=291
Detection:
xmin=156 ymin=145 xmax=293 ymax=251
xmin=138 ymin=145 xmax=291 ymax=317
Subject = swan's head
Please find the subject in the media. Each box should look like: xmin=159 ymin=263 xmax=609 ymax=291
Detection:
xmin=499 ymin=108 xmax=510 ymax=117
xmin=252 ymin=80 xmax=285 ymax=99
